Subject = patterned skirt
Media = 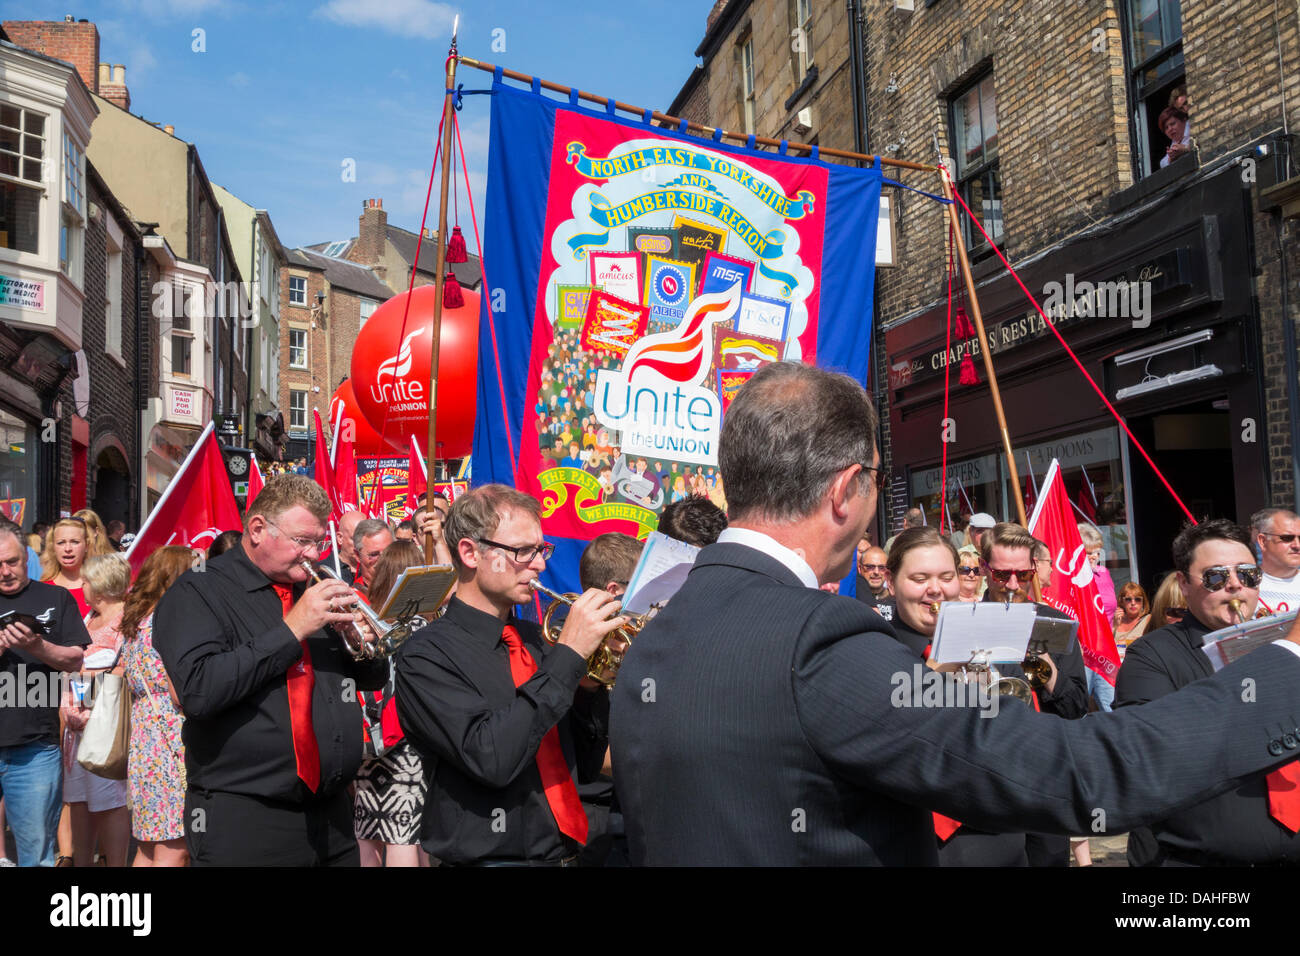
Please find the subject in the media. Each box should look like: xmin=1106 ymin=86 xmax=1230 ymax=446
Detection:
xmin=353 ymin=739 xmax=426 ymax=845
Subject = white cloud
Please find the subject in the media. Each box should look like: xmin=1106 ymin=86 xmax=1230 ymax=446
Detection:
xmin=313 ymin=0 xmax=458 ymax=40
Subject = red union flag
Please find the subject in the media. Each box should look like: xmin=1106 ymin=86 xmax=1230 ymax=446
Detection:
xmin=1028 ymin=459 xmax=1121 ymax=685
xmin=125 ymin=423 xmax=242 ymax=576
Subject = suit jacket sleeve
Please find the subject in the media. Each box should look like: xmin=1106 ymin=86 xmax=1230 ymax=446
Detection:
xmin=153 ymin=574 xmax=303 ymax=720
xmin=395 ymin=639 xmax=590 ymax=789
xmin=791 ymin=598 xmax=1300 ymax=837
xmin=1036 ymin=637 xmax=1089 ymax=719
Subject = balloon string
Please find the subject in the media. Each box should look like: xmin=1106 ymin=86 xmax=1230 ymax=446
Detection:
xmin=454 ymin=109 xmax=517 ymax=481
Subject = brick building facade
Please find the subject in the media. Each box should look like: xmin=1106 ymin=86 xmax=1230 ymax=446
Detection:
xmin=667 ymin=0 xmax=1300 ymax=590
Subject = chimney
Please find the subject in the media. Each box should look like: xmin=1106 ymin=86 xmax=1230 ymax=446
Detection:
xmin=355 ymin=198 xmax=387 ymax=265
xmin=100 ymin=63 xmax=130 ymax=111
xmin=1 ymin=18 xmax=101 ymax=92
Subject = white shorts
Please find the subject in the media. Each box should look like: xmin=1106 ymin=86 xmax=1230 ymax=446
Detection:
xmin=63 ymin=756 xmax=129 ymax=812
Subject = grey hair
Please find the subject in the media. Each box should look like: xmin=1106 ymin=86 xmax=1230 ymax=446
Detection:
xmin=1251 ymin=507 xmax=1297 ymax=536
xmin=719 ymin=361 xmax=878 ymax=522
xmin=353 ymin=518 xmax=391 ymax=552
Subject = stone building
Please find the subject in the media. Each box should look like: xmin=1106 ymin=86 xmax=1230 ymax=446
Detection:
xmin=668 ymin=0 xmax=1300 ymax=590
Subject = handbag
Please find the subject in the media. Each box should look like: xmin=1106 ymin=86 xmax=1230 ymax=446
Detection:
xmin=76 ymin=670 xmax=131 ymax=780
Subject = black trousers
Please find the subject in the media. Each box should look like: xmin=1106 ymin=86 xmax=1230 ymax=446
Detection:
xmin=185 ymin=788 xmax=359 ymax=867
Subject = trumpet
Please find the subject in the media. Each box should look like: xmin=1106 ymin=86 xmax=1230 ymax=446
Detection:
xmin=299 ymin=560 xmax=417 ymax=660
xmin=963 ymin=649 xmax=1034 ymax=705
xmin=528 ymin=580 xmax=643 ymax=687
xmin=1229 ymin=598 xmax=1246 ymax=624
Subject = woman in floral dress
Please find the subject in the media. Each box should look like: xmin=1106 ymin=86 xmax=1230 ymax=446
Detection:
xmin=116 ymin=546 xmax=193 ymax=867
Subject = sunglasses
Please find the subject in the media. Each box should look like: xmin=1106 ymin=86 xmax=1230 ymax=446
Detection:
xmin=987 ymin=566 xmax=1037 ymax=584
xmin=1263 ymin=532 xmax=1300 ymax=544
xmin=1200 ymin=564 xmax=1262 ymax=591
xmin=958 ymin=566 xmax=981 ymax=576
xmin=860 ymin=564 xmax=887 ymax=573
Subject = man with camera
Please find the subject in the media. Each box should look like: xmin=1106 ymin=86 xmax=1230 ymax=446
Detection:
xmin=0 ymin=519 xmax=89 ymax=866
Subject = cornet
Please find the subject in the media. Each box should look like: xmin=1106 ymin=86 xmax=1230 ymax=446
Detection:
xmin=299 ymin=560 xmax=417 ymax=660
xmin=528 ymin=580 xmax=644 ymax=687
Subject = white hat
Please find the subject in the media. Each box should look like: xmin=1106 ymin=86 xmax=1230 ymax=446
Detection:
xmin=968 ymin=512 xmax=997 ymax=529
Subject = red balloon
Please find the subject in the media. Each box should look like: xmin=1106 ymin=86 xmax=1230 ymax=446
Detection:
xmin=350 ymin=286 xmax=479 ymax=460
xmin=328 ymin=379 xmax=396 ymax=457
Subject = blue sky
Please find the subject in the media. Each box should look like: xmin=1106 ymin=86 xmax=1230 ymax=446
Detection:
xmin=2 ymin=0 xmax=709 ymax=250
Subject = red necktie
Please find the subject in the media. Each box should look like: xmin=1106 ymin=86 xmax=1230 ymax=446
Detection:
xmin=1267 ymin=761 xmax=1300 ymax=832
xmin=273 ymin=583 xmax=320 ymax=793
xmin=501 ymin=624 xmax=588 ymax=845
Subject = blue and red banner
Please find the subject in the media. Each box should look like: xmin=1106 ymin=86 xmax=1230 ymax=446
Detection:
xmin=472 ymin=79 xmax=882 ymax=590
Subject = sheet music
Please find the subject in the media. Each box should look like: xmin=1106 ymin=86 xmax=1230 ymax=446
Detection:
xmin=1201 ymin=610 xmax=1299 ymax=671
xmin=376 ymin=565 xmax=457 ymax=621
xmin=929 ymin=601 xmax=1038 ymax=664
xmin=623 ymin=531 xmax=700 ymax=615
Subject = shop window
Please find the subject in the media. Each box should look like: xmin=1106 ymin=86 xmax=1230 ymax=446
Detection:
xmin=949 ymin=73 xmax=1002 ymax=254
xmin=1122 ymin=0 xmax=1186 ymax=177
xmin=289 ymin=275 xmax=307 ymax=306
xmin=289 ymin=389 xmax=308 ymax=431
xmin=289 ymin=328 xmax=307 ymax=369
xmin=0 ymin=407 xmax=36 ymax=528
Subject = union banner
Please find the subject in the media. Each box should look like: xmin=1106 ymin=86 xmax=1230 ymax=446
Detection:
xmin=473 ymin=80 xmax=882 ymax=588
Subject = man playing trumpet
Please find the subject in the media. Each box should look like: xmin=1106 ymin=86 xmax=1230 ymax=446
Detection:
xmin=395 ymin=484 xmax=626 ymax=866
xmin=154 ymin=475 xmax=390 ymax=866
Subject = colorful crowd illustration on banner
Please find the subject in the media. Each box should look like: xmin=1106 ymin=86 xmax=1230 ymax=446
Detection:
xmin=473 ymin=80 xmax=881 ymax=585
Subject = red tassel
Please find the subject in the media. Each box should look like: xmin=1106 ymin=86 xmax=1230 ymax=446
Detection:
xmin=954 ymin=307 xmax=974 ymax=339
xmin=447 ymin=225 xmax=468 ymax=264
xmin=442 ymin=271 xmax=464 ymax=309
xmin=959 ymin=352 xmax=980 ymax=386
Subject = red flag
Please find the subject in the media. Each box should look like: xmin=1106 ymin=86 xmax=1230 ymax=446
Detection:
xmin=247 ymin=453 xmax=266 ymax=508
xmin=406 ymin=438 xmax=428 ymax=518
xmin=1077 ymin=465 xmax=1098 ymax=522
xmin=362 ymin=467 xmax=385 ymax=519
xmin=331 ymin=404 xmax=360 ymax=516
xmin=1028 ymin=459 xmax=1121 ymax=686
xmin=124 ymin=423 xmax=242 ymax=575
xmin=1023 ymin=473 xmax=1036 ymax=514
xmin=313 ymin=409 xmax=344 ymax=521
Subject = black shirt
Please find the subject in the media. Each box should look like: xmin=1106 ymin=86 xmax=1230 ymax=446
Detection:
xmin=394 ymin=596 xmax=609 ymax=864
xmin=0 ymin=581 xmax=90 ymax=747
xmin=1116 ymin=615 xmax=1300 ymax=864
xmin=153 ymin=545 xmax=388 ymax=803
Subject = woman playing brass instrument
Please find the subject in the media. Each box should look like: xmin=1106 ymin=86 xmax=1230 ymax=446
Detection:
xmin=884 ymin=527 xmax=1032 ymax=867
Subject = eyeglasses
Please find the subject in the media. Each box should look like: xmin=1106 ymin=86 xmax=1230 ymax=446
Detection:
xmin=265 ymin=518 xmax=329 ymax=554
xmin=1262 ymin=532 xmax=1300 ymax=544
xmin=1200 ymin=564 xmax=1262 ymax=591
xmin=860 ymin=564 xmax=886 ymax=573
xmin=958 ymin=566 xmax=981 ymax=576
xmin=861 ymin=465 xmax=888 ymax=494
xmin=987 ymin=566 xmax=1037 ymax=585
xmin=478 ymin=538 xmax=555 ymax=564
xmin=1122 ymin=596 xmax=1144 ymax=603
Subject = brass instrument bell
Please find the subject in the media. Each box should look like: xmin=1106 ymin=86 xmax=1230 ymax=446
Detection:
xmin=529 ymin=580 xmax=641 ymax=687
xmin=299 ymin=560 xmax=417 ymax=660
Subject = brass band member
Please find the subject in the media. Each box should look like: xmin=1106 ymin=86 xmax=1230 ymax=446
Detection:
xmin=394 ymin=484 xmax=626 ymax=866
xmin=154 ymin=475 xmax=388 ymax=866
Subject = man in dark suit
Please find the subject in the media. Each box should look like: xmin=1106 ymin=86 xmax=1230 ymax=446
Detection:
xmin=1116 ymin=518 xmax=1300 ymax=865
xmin=610 ymin=361 xmax=1300 ymax=865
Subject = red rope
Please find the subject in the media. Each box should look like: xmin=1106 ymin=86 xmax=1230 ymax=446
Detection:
xmin=939 ymin=220 xmax=955 ymax=535
xmin=453 ymin=109 xmax=518 ymax=483
xmin=943 ymin=172 xmax=1198 ymax=525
